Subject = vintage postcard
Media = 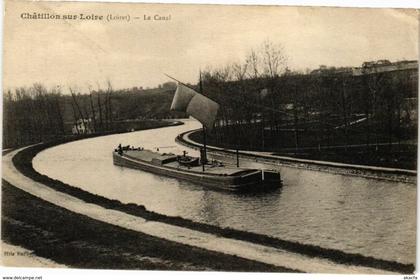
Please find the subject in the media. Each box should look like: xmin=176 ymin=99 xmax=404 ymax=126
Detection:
xmin=1 ymin=0 xmax=418 ymax=277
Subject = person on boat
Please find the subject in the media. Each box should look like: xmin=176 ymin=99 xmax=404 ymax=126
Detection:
xmin=118 ymin=144 xmax=123 ymax=155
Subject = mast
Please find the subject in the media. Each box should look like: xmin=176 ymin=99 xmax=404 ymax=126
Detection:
xmin=199 ymin=71 xmax=207 ymax=171
xmin=166 ymin=72 xmax=219 ymax=172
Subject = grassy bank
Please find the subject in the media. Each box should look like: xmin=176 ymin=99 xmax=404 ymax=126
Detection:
xmin=8 ymin=140 xmax=414 ymax=273
xmin=2 ymin=181 xmax=293 ymax=271
xmin=189 ymin=127 xmax=417 ymax=170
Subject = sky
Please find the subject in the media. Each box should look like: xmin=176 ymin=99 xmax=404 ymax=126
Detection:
xmin=3 ymin=1 xmax=419 ymax=92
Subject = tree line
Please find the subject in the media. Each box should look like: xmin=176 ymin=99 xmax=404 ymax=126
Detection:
xmin=3 ymin=40 xmax=417 ymax=155
xmin=198 ymin=41 xmax=417 ymax=153
xmin=3 ymin=83 xmax=186 ymax=148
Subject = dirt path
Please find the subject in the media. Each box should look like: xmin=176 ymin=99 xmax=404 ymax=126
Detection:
xmin=179 ymin=129 xmax=416 ymax=184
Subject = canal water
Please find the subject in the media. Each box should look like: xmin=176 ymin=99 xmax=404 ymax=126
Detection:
xmin=33 ymin=119 xmax=416 ymax=264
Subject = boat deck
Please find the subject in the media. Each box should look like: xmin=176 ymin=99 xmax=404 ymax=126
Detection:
xmin=125 ymin=150 xmax=160 ymax=162
xmin=124 ymin=150 xmax=247 ymax=176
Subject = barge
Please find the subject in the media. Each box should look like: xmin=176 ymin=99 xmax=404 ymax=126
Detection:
xmin=113 ymin=146 xmax=281 ymax=191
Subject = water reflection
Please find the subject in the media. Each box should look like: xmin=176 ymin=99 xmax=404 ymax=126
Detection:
xmin=33 ymin=119 xmax=416 ymax=264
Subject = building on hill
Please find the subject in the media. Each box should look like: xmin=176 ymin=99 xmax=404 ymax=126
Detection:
xmin=352 ymin=60 xmax=418 ymax=76
xmin=72 ymin=118 xmax=94 ymax=134
xmin=310 ymin=60 xmax=418 ymax=76
xmin=310 ymin=65 xmax=353 ymax=76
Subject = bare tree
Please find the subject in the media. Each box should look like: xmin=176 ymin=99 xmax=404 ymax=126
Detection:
xmin=364 ymin=68 xmax=385 ymax=150
xmin=246 ymin=49 xmax=262 ymax=80
xmin=245 ymin=49 xmax=266 ymax=150
xmin=96 ymin=83 xmax=104 ymax=131
xmin=104 ymin=79 xmax=114 ymax=131
xmin=259 ymin=40 xmax=288 ymax=147
xmin=69 ymin=87 xmax=87 ymax=134
xmin=88 ymin=87 xmax=97 ymax=133
xmin=260 ymin=40 xmax=288 ymax=79
xmin=52 ymin=85 xmax=65 ymax=135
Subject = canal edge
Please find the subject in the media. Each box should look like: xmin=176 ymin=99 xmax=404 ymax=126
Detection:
xmin=2 ymin=140 xmax=415 ymax=274
xmin=176 ymin=129 xmax=417 ymax=184
xmin=2 ymin=147 xmax=405 ymax=274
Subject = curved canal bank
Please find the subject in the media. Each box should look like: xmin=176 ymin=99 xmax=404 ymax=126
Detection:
xmin=0 ymin=122 xmax=414 ymax=273
xmin=2 ymin=180 xmax=292 ymax=271
xmin=32 ymin=119 xmax=416 ymax=267
xmin=3 ymin=143 xmax=413 ymax=273
xmin=177 ymin=129 xmax=417 ymax=184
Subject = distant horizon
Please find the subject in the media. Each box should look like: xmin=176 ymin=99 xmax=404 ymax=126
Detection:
xmin=3 ymin=57 xmax=418 ymax=94
xmin=3 ymin=2 xmax=418 ymax=93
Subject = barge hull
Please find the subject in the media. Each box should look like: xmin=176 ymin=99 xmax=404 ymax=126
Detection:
xmin=113 ymin=153 xmax=280 ymax=191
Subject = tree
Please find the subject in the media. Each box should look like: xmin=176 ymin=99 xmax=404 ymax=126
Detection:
xmin=261 ymin=40 xmax=287 ymax=79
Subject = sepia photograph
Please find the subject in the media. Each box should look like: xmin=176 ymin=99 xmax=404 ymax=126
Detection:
xmin=1 ymin=0 xmax=418 ymax=278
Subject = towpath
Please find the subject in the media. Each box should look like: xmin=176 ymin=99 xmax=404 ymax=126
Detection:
xmin=179 ymin=129 xmax=416 ymax=184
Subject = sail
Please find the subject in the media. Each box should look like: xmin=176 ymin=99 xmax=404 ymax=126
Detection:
xmin=186 ymin=93 xmax=219 ymax=130
xmin=170 ymin=83 xmax=219 ymax=130
xmin=170 ymin=83 xmax=197 ymax=111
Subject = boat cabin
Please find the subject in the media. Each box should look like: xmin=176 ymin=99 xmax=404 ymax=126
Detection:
xmin=151 ymin=154 xmax=178 ymax=165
